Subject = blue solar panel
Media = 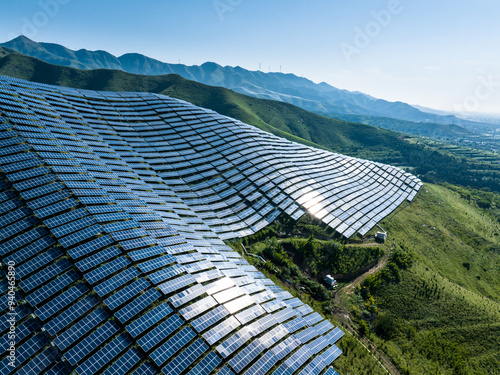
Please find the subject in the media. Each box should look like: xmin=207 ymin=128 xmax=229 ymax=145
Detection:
xmin=138 ymin=313 xmax=183 ymax=352
xmin=320 ymin=345 xmax=342 ymax=366
xmin=28 ymin=189 xmax=71 ymax=210
xmin=68 ymin=234 xmax=114 ymax=259
xmin=0 ymin=215 xmax=38 ymax=241
xmin=272 ymin=336 xmax=301 ymax=360
xmin=115 ymin=287 xmax=161 ymax=323
xmin=101 ymin=348 xmax=142 ymax=375
xmin=76 ymin=245 xmax=121 ymax=272
xmin=34 ymin=197 xmax=79 ymax=219
xmin=15 ymin=347 xmax=59 ymax=375
xmin=0 ymin=226 xmax=48 ymax=257
xmin=35 ymin=283 xmax=89 ymax=321
xmin=17 ymin=246 xmax=63 ymax=279
xmin=104 ymin=277 xmax=150 ymax=310
xmin=130 ymin=362 xmax=157 ymax=375
xmin=0 ymin=318 xmax=38 ymax=347
xmin=10 ymin=332 xmax=47 ymax=368
xmin=76 ymin=333 xmax=132 ymax=375
xmin=126 ymin=302 xmax=172 ymax=338
xmin=298 ymin=355 xmax=326 ymax=375
xmin=150 ymin=326 xmax=196 ymax=366
xmin=162 ymin=338 xmax=208 ymax=375
xmin=58 ymin=223 xmax=103 ymax=248
xmin=186 ymin=351 xmax=221 ymax=375
xmin=20 ymin=259 xmax=72 ymax=292
xmin=26 ymin=270 xmax=79 ymax=306
xmin=64 ymin=320 xmax=119 ymax=365
xmin=94 ymin=267 xmax=139 ymax=297
xmin=12 ymin=172 xmax=56 ymax=191
xmin=85 ymin=256 xmax=130 ymax=285
xmin=324 ymin=367 xmax=340 ymax=375
xmin=158 ymin=274 xmax=196 ymax=294
xmin=51 ymin=215 xmax=97 ymax=237
xmin=218 ymin=365 xmax=236 ymax=375
xmin=229 ymin=338 xmax=266 ymax=373
xmin=53 ymin=307 xmax=108 ymax=351
xmin=43 ymin=294 xmax=98 ymax=336
xmin=138 ymin=253 xmax=176 ymax=273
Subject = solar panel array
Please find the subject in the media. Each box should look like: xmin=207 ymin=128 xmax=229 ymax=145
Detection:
xmin=0 ymin=75 xmax=421 ymax=374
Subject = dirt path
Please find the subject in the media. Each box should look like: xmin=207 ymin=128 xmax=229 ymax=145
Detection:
xmin=332 ymin=243 xmax=401 ymax=375
xmin=343 ymin=249 xmax=391 ymax=295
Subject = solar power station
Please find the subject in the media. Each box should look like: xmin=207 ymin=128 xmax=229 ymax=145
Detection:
xmin=0 ymin=75 xmax=421 ymax=374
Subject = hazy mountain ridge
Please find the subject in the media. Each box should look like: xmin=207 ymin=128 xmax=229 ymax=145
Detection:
xmin=1 ymin=47 xmax=498 ymax=194
xmin=3 ymin=35 xmax=494 ymax=133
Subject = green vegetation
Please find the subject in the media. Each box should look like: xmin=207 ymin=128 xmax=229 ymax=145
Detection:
xmin=240 ymin=214 xmax=384 ymax=279
xmin=347 ymin=184 xmax=500 ymax=374
xmin=1 ymin=50 xmax=499 ymax=194
xmin=2 ymin=49 xmax=500 ymax=374
xmin=332 ymin=113 xmax=500 ymax=154
xmin=229 ymin=225 xmax=390 ymax=375
xmin=231 ymin=183 xmax=500 ymax=375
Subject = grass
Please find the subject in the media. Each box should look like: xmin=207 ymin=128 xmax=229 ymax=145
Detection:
xmin=381 ymin=184 xmax=500 ymax=300
xmin=350 ymin=184 xmax=500 ymax=374
xmin=3 ymin=49 xmax=500 ymax=374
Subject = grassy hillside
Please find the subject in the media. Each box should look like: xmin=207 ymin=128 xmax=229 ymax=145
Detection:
xmin=0 ymin=50 xmax=404 ymax=151
xmin=356 ymin=184 xmax=500 ymax=374
xmin=238 ymin=184 xmax=500 ymax=374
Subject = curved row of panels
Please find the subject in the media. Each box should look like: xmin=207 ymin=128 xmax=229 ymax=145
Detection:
xmin=0 ymin=75 xmax=419 ymax=375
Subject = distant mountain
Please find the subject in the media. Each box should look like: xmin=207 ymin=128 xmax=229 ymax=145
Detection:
xmin=1 ymin=36 xmax=491 ymax=132
xmin=2 ymin=47 xmax=499 ymax=194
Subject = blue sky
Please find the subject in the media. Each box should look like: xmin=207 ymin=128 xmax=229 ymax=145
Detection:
xmin=0 ymin=0 xmax=499 ymax=113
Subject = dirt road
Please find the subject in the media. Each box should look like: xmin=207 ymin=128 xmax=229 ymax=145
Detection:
xmin=332 ymin=244 xmax=401 ymax=375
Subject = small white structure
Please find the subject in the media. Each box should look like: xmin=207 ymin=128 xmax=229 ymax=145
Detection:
xmin=325 ymin=274 xmax=337 ymax=288
xmin=375 ymin=231 xmax=387 ymax=242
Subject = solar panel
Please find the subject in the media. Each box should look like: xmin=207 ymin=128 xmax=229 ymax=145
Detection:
xmin=150 ymin=326 xmax=196 ymax=366
xmin=162 ymin=338 xmax=208 ymax=375
xmin=191 ymin=305 xmax=229 ymax=333
xmin=0 ymin=75 xmax=425 ymax=375
xmin=76 ymin=334 xmax=132 ymax=375
xmin=17 ymin=246 xmax=63 ymax=279
xmin=85 ymin=256 xmax=130 ymax=285
xmin=15 ymin=347 xmax=59 ymax=375
xmin=179 ymin=295 xmax=217 ymax=321
xmin=64 ymin=320 xmax=119 ymax=365
xmin=138 ymin=313 xmax=183 ymax=352
xmin=44 ymin=294 xmax=99 ymax=336
xmin=26 ymin=270 xmax=79 ymax=306
xmin=272 ymin=336 xmax=301 ymax=360
xmin=115 ymin=287 xmax=161 ymax=323
xmin=101 ymin=348 xmax=142 ymax=375
xmin=54 ymin=307 xmax=108 ymax=351
xmin=94 ymin=267 xmax=139 ymax=297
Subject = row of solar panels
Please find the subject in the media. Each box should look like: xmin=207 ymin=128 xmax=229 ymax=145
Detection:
xmin=0 ymin=75 xmax=421 ymax=241
xmin=0 ymin=75 xmax=357 ymax=375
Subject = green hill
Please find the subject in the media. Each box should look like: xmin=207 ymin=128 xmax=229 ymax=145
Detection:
xmin=1 ymin=47 xmax=500 ymax=374
xmin=0 ymin=48 xmax=499 ymax=194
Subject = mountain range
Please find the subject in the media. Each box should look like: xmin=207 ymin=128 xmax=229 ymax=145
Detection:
xmin=2 ymin=35 xmax=495 ymax=133
xmin=1 ymin=43 xmax=498 ymax=194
